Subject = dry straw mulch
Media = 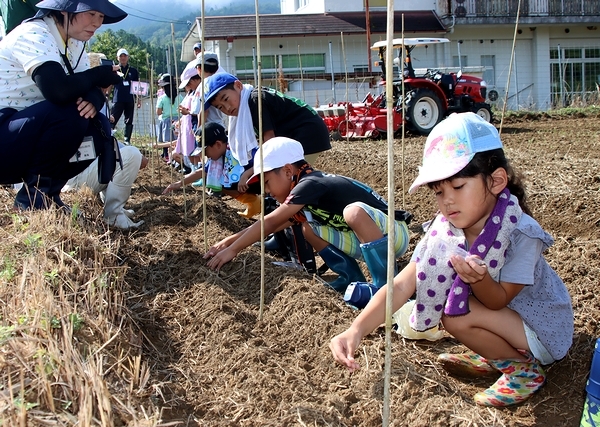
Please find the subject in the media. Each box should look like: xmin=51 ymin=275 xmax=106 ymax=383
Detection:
xmin=1 ymin=109 xmax=599 ymax=426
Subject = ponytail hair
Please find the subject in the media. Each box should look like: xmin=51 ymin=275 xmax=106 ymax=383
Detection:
xmin=163 ymin=84 xmax=178 ymax=102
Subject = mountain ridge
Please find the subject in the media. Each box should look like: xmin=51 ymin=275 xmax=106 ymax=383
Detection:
xmin=109 ymin=0 xmax=281 ymax=43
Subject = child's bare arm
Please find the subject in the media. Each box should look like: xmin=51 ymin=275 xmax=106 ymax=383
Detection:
xmin=330 ymin=262 xmax=417 ymax=371
xmin=204 ymin=203 xmax=302 ymax=271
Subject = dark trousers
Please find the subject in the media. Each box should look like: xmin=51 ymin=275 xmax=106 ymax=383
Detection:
xmin=0 ymin=101 xmax=94 ymax=184
xmin=111 ymin=101 xmax=134 ymax=141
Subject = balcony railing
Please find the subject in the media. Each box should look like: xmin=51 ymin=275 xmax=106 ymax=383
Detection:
xmin=438 ymin=0 xmax=600 ymax=17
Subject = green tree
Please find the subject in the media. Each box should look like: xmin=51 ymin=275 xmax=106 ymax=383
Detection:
xmin=90 ymin=29 xmax=176 ymax=83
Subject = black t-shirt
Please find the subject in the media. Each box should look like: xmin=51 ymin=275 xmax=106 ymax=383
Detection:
xmin=286 ymin=171 xmax=388 ymax=230
xmin=113 ymin=64 xmax=139 ymax=104
xmin=248 ymin=87 xmax=331 ymax=155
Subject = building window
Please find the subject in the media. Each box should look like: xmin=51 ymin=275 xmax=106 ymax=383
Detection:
xmin=235 ymin=53 xmax=326 ymax=78
xmin=364 ymin=0 xmax=386 ymax=6
xmin=481 ymin=55 xmax=496 ymax=85
xmin=550 ymin=46 xmax=600 ymax=106
xmin=453 ymin=55 xmax=468 ymax=68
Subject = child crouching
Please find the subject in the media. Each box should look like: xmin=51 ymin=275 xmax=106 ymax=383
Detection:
xmin=203 ymin=137 xmax=411 ymax=303
xmin=330 ymin=112 xmax=573 ymax=407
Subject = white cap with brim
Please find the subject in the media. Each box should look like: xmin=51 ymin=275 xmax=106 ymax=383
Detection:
xmin=409 ymin=112 xmax=502 ymax=194
xmin=247 ymin=137 xmax=305 ymax=185
xmin=179 ymin=65 xmax=198 ymax=89
xmin=195 ymin=52 xmax=218 ymax=65
xmin=157 ymin=74 xmax=173 ymax=87
xmin=117 ymin=48 xmax=128 ymax=57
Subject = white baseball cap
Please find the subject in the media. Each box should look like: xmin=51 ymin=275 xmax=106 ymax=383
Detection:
xmin=117 ymin=48 xmax=128 ymax=57
xmin=409 ymin=112 xmax=502 ymax=193
xmin=179 ymin=64 xmax=198 ymax=89
xmin=195 ymin=51 xmax=218 ymax=65
xmin=247 ymin=137 xmax=305 ymax=185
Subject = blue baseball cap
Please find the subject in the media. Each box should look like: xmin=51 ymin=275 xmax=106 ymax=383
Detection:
xmin=203 ymin=72 xmax=238 ymax=110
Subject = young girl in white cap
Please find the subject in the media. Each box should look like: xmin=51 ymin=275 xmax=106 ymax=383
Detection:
xmin=330 ymin=112 xmax=573 ymax=407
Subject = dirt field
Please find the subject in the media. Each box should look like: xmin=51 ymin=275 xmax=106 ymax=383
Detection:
xmin=3 ymin=111 xmax=600 ymax=426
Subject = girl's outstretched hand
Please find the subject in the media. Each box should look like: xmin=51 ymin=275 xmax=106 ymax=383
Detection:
xmin=450 ymin=254 xmax=487 ymax=284
xmin=329 ymin=329 xmax=362 ymax=372
xmin=162 ymin=181 xmax=182 ymax=195
xmin=205 ymin=247 xmax=236 ymax=271
xmin=203 ymin=239 xmax=231 ymax=259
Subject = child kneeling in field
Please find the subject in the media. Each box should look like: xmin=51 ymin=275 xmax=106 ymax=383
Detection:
xmin=203 ymin=137 xmax=411 ymax=302
xmin=162 ymin=122 xmax=260 ymax=218
xmin=330 ymin=112 xmax=574 ymax=407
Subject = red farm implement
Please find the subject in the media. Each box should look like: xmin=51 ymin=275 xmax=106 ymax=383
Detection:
xmin=321 ymin=38 xmax=493 ymax=139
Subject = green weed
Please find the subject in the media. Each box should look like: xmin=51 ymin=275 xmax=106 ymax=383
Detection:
xmin=0 ymin=258 xmax=16 ymax=282
xmin=23 ymin=233 xmax=42 ymax=252
xmin=0 ymin=325 xmax=15 ymax=346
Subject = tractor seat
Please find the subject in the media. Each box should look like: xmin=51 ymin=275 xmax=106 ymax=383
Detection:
xmin=438 ymin=74 xmax=455 ymax=97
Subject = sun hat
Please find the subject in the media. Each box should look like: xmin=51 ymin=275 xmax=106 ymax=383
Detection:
xmin=203 ymin=72 xmax=238 ymax=110
xmin=33 ymin=0 xmax=127 ymax=24
xmin=191 ymin=122 xmax=228 ymax=156
xmin=246 ymin=137 xmax=305 ymax=185
xmin=179 ymin=66 xmax=199 ymax=89
xmin=117 ymin=48 xmax=128 ymax=57
xmin=195 ymin=52 xmax=219 ymax=67
xmin=193 ymin=42 xmax=202 ymax=51
xmin=157 ymin=74 xmax=173 ymax=87
xmin=409 ymin=112 xmax=502 ymax=194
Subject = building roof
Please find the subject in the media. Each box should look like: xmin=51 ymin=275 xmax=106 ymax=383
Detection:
xmin=197 ymin=11 xmax=446 ymax=41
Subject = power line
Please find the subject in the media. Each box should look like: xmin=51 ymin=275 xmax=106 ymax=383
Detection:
xmin=113 ymin=1 xmax=190 ymax=24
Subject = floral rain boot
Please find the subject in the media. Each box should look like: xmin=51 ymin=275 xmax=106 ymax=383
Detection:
xmin=474 ymin=349 xmax=546 ymax=407
xmin=438 ymin=351 xmax=497 ymax=378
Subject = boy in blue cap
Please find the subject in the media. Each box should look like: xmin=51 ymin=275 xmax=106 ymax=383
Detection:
xmin=202 ymin=72 xmax=332 ymax=265
xmin=204 ymin=137 xmax=411 ymax=301
xmin=203 ymin=72 xmax=331 ymax=189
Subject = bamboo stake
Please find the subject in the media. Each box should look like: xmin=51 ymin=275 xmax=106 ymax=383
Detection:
xmin=171 ymin=22 xmax=187 ymax=220
xmin=255 ymin=0 xmax=266 ymax=321
xmin=499 ymin=0 xmax=522 ymax=135
xmin=341 ymin=31 xmax=350 ymax=143
xmin=199 ymin=2 xmax=208 ymax=253
xmin=298 ymin=45 xmax=305 ymax=101
xmin=400 ymin=19 xmax=406 ymax=208
xmin=147 ymin=56 xmax=158 ymax=185
xmin=382 ymin=3 xmax=396 ymax=425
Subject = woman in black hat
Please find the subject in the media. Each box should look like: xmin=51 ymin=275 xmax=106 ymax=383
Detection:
xmin=0 ymin=0 xmax=127 ymax=210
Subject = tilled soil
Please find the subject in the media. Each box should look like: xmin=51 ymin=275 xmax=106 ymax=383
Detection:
xmin=77 ymin=113 xmax=600 ymax=425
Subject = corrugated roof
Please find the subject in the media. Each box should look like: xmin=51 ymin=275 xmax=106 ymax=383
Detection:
xmin=198 ymin=11 xmax=446 ymax=40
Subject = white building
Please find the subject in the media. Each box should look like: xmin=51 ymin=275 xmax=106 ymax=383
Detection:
xmin=183 ymin=0 xmax=600 ymax=111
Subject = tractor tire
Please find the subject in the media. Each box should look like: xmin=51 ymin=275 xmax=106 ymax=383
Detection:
xmin=472 ymin=103 xmax=493 ymax=123
xmin=405 ymin=89 xmax=443 ymax=135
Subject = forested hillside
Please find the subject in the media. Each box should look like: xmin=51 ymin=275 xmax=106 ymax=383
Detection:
xmin=110 ymin=0 xmax=280 ymax=45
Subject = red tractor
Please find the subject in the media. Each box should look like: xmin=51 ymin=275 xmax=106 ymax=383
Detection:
xmin=334 ymin=38 xmax=492 ymax=138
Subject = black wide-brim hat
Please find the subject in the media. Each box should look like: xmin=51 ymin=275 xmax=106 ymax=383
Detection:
xmin=33 ymin=0 xmax=127 ymax=24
